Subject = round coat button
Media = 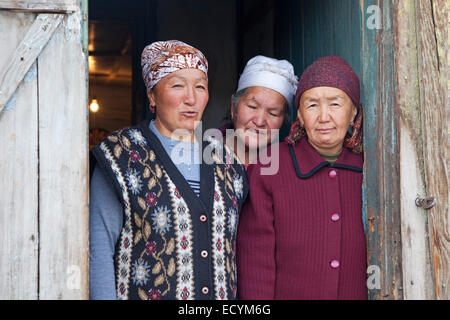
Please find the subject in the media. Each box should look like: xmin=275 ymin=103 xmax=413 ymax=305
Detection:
xmin=200 ymin=215 xmax=207 ymax=222
xmin=201 ymin=287 xmax=209 ymax=295
xmin=201 ymin=250 xmax=208 ymax=258
xmin=329 ymin=170 xmax=337 ymax=178
xmin=331 ymin=213 xmax=340 ymax=222
xmin=330 ymin=260 xmax=340 ymax=269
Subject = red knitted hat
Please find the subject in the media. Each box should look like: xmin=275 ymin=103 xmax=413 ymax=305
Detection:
xmin=287 ymin=56 xmax=363 ymax=153
xmin=294 ymin=56 xmax=360 ymax=109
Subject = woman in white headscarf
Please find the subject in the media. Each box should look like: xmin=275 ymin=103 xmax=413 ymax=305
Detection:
xmin=220 ymin=55 xmax=298 ymax=168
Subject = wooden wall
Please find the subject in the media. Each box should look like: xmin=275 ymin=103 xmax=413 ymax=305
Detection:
xmin=395 ymin=0 xmax=448 ymax=300
xmin=0 ymin=0 xmax=89 ymax=299
xmin=0 ymin=11 xmax=39 ymax=299
xmin=362 ymin=0 xmax=403 ymax=300
xmin=362 ymin=0 xmax=448 ymax=300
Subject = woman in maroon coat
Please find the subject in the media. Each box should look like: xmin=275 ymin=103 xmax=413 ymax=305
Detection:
xmin=236 ymin=56 xmax=367 ymax=300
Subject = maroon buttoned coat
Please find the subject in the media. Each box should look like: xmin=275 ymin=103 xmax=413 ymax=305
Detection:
xmin=236 ymin=138 xmax=367 ymax=300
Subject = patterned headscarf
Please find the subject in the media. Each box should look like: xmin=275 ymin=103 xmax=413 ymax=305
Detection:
xmin=286 ymin=56 xmax=363 ymax=153
xmin=141 ymin=40 xmax=208 ymax=92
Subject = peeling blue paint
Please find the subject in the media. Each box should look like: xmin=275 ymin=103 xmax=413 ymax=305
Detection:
xmin=3 ymin=94 xmax=16 ymax=113
xmin=362 ymin=0 xmax=403 ymax=300
xmin=362 ymin=182 xmax=367 ymax=233
xmin=24 ymin=63 xmax=37 ymax=83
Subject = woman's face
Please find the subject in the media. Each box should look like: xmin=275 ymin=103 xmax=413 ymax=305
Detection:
xmin=148 ymin=68 xmax=208 ymax=138
xmin=297 ymin=86 xmax=357 ymax=155
xmin=231 ymin=86 xmax=286 ymax=150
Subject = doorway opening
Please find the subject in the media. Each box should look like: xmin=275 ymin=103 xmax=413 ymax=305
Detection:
xmin=88 ymin=20 xmax=133 ymax=149
xmin=88 ymin=0 xmax=362 ymax=142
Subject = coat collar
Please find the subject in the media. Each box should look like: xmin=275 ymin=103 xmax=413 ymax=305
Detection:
xmin=289 ymin=138 xmax=363 ymax=179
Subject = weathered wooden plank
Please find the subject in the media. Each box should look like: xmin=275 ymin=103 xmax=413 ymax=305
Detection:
xmin=415 ymin=0 xmax=449 ymax=300
xmin=399 ymin=128 xmax=435 ymax=299
xmin=362 ymin=0 xmax=403 ymax=300
xmin=0 ymin=0 xmax=77 ymax=13
xmin=0 ymin=11 xmax=39 ymax=299
xmin=0 ymin=13 xmax=63 ymax=113
xmin=395 ymin=0 xmax=436 ymax=300
xmin=37 ymin=1 xmax=89 ymax=299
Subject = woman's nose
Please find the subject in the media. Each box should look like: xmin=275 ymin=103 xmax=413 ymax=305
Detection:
xmin=253 ymin=110 xmax=267 ymax=127
xmin=184 ymin=86 xmax=196 ymax=105
xmin=318 ymin=105 xmax=330 ymax=122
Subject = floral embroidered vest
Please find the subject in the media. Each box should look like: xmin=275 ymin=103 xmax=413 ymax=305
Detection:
xmin=91 ymin=121 xmax=248 ymax=300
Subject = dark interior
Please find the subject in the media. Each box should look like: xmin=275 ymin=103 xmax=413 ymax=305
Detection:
xmin=88 ymin=0 xmax=362 ymax=148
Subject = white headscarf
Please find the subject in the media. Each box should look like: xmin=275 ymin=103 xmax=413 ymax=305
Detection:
xmin=237 ymin=55 xmax=298 ymax=109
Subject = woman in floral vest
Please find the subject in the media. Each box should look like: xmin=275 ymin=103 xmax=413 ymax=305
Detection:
xmin=90 ymin=40 xmax=248 ymax=300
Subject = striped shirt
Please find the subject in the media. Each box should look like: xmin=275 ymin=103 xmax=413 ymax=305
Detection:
xmin=149 ymin=121 xmax=201 ymax=196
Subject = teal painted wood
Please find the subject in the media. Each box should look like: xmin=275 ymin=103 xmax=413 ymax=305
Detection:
xmin=361 ymin=0 xmax=383 ymax=300
xmin=361 ymin=0 xmax=402 ymax=300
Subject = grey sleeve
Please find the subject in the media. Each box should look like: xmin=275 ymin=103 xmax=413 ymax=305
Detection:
xmin=89 ymin=165 xmax=123 ymax=300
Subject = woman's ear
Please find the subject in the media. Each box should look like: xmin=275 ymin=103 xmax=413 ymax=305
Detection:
xmin=351 ymin=104 xmax=358 ymax=124
xmin=230 ymin=103 xmax=237 ymax=125
xmin=296 ymin=107 xmax=304 ymax=126
xmin=148 ymin=90 xmax=156 ymax=107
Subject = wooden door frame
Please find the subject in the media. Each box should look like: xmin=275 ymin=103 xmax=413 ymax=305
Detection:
xmin=362 ymin=0 xmax=448 ymax=300
xmin=1 ymin=0 xmax=446 ymax=300
xmin=0 ymin=0 xmax=89 ymax=299
xmin=362 ymin=0 xmax=402 ymax=300
xmin=0 ymin=1 xmax=89 ymax=113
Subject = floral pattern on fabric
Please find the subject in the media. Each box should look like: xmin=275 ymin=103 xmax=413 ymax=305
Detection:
xmin=151 ymin=206 xmax=172 ymax=235
xmin=232 ymin=175 xmax=244 ymax=200
xmin=126 ymin=169 xmax=143 ymax=195
xmin=131 ymin=259 xmax=151 ymax=286
xmin=211 ymin=175 xmax=227 ymax=300
xmin=165 ymin=172 xmax=195 ymax=300
xmin=93 ymin=125 xmax=248 ymax=300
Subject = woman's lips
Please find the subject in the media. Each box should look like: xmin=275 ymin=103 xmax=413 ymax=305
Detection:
xmin=316 ymin=128 xmax=334 ymax=134
xmin=180 ymin=111 xmax=198 ymax=117
xmin=247 ymin=129 xmax=268 ymax=136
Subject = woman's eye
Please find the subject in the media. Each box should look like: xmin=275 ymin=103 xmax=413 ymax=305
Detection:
xmin=308 ymin=104 xmax=317 ymax=108
xmin=172 ymin=84 xmax=183 ymax=88
xmin=331 ymin=103 xmax=340 ymax=107
xmin=247 ymin=105 xmax=257 ymax=109
xmin=196 ymin=85 xmax=206 ymax=90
